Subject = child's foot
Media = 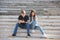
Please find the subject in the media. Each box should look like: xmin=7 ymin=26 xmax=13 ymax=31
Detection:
xmin=26 ymin=34 xmax=31 ymax=38
xmin=12 ymin=34 xmax=16 ymax=36
xmin=31 ymin=30 xmax=35 ymax=32
xmin=28 ymin=33 xmax=31 ymax=36
xmin=42 ymin=34 xmax=47 ymax=38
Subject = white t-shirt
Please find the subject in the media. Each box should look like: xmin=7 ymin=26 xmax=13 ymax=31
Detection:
xmin=35 ymin=16 xmax=39 ymax=26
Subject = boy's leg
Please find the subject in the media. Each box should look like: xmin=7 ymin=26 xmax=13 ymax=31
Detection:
xmin=25 ymin=23 xmax=31 ymax=36
xmin=12 ymin=23 xmax=19 ymax=36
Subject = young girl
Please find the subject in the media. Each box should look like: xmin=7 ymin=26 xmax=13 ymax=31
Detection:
xmin=29 ymin=10 xmax=47 ymax=37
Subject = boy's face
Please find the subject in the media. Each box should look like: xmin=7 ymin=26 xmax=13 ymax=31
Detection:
xmin=21 ymin=11 xmax=26 ymax=16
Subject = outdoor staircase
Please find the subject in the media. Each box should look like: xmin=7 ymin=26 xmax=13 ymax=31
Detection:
xmin=0 ymin=0 xmax=60 ymax=40
xmin=0 ymin=0 xmax=60 ymax=15
xmin=0 ymin=15 xmax=60 ymax=39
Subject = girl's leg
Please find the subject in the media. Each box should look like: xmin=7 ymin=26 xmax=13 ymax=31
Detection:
xmin=30 ymin=21 xmax=36 ymax=32
xmin=37 ymin=26 xmax=45 ymax=34
xmin=37 ymin=26 xmax=47 ymax=37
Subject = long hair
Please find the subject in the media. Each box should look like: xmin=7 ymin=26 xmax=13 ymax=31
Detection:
xmin=30 ymin=10 xmax=36 ymax=17
xmin=30 ymin=10 xmax=36 ymax=21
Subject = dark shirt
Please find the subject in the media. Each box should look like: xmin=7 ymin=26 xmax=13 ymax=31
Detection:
xmin=18 ymin=15 xmax=29 ymax=24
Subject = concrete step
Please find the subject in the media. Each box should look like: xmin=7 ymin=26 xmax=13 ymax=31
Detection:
xmin=0 ymin=1 xmax=59 ymax=8
xmin=0 ymin=29 xmax=60 ymax=35
xmin=0 ymin=32 xmax=60 ymax=37
xmin=0 ymin=1 xmax=59 ymax=5
xmin=0 ymin=30 xmax=59 ymax=37
xmin=1 ymin=33 xmax=60 ymax=39
xmin=0 ymin=1 xmax=33 ymax=3
xmin=0 ymin=16 xmax=60 ymax=18
xmin=0 ymin=26 xmax=60 ymax=30
xmin=0 ymin=19 xmax=60 ymax=23
xmin=1 ymin=25 xmax=60 ymax=30
xmin=0 ymin=0 xmax=58 ymax=2
xmin=0 ymin=27 xmax=60 ymax=31
xmin=0 ymin=22 xmax=60 ymax=26
xmin=0 ymin=5 xmax=58 ymax=9
xmin=0 ymin=22 xmax=60 ymax=25
xmin=1 ymin=30 xmax=60 ymax=34
xmin=0 ymin=24 xmax=60 ymax=27
xmin=1 ymin=28 xmax=60 ymax=31
xmin=0 ymin=18 xmax=60 ymax=22
xmin=0 ymin=25 xmax=60 ymax=28
xmin=0 ymin=6 xmax=57 ymax=8
xmin=0 ymin=16 xmax=60 ymax=22
xmin=0 ymin=7 xmax=60 ymax=11
xmin=0 ymin=18 xmax=60 ymax=20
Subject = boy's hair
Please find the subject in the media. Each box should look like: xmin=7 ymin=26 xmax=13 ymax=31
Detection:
xmin=21 ymin=10 xmax=26 ymax=14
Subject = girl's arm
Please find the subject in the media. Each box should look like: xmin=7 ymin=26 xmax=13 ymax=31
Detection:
xmin=35 ymin=16 xmax=39 ymax=26
xmin=35 ymin=16 xmax=38 ymax=22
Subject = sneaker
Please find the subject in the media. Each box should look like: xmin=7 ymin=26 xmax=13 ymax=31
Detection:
xmin=28 ymin=33 xmax=31 ymax=36
xmin=26 ymin=34 xmax=31 ymax=38
xmin=42 ymin=34 xmax=47 ymax=38
xmin=31 ymin=30 xmax=35 ymax=32
xmin=12 ymin=34 xmax=16 ymax=36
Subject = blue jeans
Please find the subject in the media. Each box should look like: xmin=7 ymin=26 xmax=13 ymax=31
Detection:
xmin=13 ymin=23 xmax=30 ymax=35
xmin=30 ymin=20 xmax=45 ymax=35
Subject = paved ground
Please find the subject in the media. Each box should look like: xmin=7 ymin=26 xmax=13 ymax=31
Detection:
xmin=0 ymin=31 xmax=60 ymax=40
xmin=0 ymin=15 xmax=60 ymax=40
xmin=0 ymin=36 xmax=60 ymax=40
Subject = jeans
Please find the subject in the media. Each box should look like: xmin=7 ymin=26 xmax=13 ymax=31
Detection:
xmin=30 ymin=20 xmax=45 ymax=35
xmin=13 ymin=23 xmax=30 ymax=35
xmin=30 ymin=20 xmax=36 ymax=30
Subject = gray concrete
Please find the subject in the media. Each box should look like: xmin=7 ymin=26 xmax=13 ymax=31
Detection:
xmin=0 ymin=15 xmax=60 ymax=40
xmin=0 ymin=0 xmax=60 ymax=15
xmin=0 ymin=0 xmax=60 ymax=40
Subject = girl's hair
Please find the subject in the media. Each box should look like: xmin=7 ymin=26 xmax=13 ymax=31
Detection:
xmin=30 ymin=10 xmax=36 ymax=17
xmin=30 ymin=10 xmax=36 ymax=21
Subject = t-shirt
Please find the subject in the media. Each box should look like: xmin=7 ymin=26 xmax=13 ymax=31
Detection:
xmin=32 ymin=17 xmax=34 ymax=21
xmin=18 ymin=15 xmax=29 ymax=24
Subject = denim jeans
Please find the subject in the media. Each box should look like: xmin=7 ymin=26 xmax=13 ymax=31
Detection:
xmin=30 ymin=20 xmax=45 ymax=35
xmin=13 ymin=23 xmax=30 ymax=35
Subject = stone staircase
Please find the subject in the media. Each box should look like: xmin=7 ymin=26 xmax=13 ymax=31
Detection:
xmin=0 ymin=0 xmax=60 ymax=15
xmin=0 ymin=15 xmax=60 ymax=39
xmin=0 ymin=0 xmax=60 ymax=40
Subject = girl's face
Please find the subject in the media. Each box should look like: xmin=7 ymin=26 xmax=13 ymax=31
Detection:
xmin=32 ymin=12 xmax=35 ymax=16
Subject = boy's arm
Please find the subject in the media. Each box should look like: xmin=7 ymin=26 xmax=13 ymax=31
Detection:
xmin=25 ymin=20 xmax=30 ymax=23
xmin=18 ymin=20 xmax=24 ymax=24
